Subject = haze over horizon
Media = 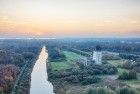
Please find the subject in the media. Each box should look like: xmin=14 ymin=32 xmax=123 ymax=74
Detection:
xmin=0 ymin=0 xmax=140 ymax=38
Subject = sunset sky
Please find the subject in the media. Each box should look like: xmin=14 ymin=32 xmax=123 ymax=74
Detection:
xmin=0 ymin=0 xmax=140 ymax=38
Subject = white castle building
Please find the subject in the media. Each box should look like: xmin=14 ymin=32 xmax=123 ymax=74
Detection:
xmin=92 ymin=45 xmax=102 ymax=65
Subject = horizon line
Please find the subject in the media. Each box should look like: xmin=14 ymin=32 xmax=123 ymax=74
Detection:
xmin=0 ymin=37 xmax=140 ymax=40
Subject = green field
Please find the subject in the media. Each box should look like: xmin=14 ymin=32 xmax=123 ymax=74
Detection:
xmin=108 ymin=60 xmax=129 ymax=74
xmin=50 ymin=51 xmax=82 ymax=70
xmin=107 ymin=60 xmax=123 ymax=67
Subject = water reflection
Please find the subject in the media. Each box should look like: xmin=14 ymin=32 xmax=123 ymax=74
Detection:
xmin=30 ymin=46 xmax=54 ymax=94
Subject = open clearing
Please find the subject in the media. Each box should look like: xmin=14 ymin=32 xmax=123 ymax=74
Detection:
xmin=50 ymin=51 xmax=81 ymax=70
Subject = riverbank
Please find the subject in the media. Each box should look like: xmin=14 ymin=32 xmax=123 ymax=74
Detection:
xmin=11 ymin=48 xmax=42 ymax=94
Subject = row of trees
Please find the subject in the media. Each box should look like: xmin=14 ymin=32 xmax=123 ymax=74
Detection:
xmin=53 ymin=38 xmax=140 ymax=55
xmin=119 ymin=53 xmax=139 ymax=60
xmin=41 ymin=38 xmax=140 ymax=55
xmin=67 ymin=48 xmax=91 ymax=57
xmin=48 ymin=47 xmax=66 ymax=62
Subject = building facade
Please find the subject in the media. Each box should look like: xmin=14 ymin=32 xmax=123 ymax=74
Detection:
xmin=92 ymin=45 xmax=102 ymax=64
xmin=93 ymin=51 xmax=102 ymax=64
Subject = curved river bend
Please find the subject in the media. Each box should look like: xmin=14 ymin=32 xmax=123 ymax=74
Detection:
xmin=30 ymin=46 xmax=54 ymax=94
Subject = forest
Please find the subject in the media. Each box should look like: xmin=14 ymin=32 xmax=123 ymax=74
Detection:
xmin=0 ymin=38 xmax=140 ymax=94
xmin=0 ymin=39 xmax=42 ymax=94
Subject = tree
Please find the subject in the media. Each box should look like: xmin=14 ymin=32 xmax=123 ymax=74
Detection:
xmin=116 ymin=87 xmax=137 ymax=94
xmin=22 ymin=52 xmax=35 ymax=60
xmin=118 ymin=70 xmax=137 ymax=80
xmin=129 ymin=70 xmax=137 ymax=79
xmin=118 ymin=72 xmax=129 ymax=80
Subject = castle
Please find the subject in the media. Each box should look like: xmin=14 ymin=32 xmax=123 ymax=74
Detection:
xmin=78 ymin=45 xmax=102 ymax=66
xmin=92 ymin=45 xmax=102 ymax=65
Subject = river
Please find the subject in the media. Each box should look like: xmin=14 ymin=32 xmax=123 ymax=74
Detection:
xmin=30 ymin=46 xmax=54 ymax=94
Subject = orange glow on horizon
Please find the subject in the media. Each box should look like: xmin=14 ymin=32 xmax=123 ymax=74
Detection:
xmin=0 ymin=0 xmax=140 ymax=37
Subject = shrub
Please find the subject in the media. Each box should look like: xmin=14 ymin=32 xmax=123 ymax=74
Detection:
xmin=82 ymin=76 xmax=99 ymax=85
xmin=116 ymin=87 xmax=137 ymax=94
xmin=118 ymin=70 xmax=137 ymax=80
xmin=87 ymin=87 xmax=116 ymax=94
xmin=128 ymin=70 xmax=137 ymax=79
xmin=120 ymin=61 xmax=132 ymax=69
xmin=133 ymin=67 xmax=140 ymax=73
xmin=103 ymin=64 xmax=118 ymax=74
xmin=87 ymin=87 xmax=137 ymax=94
xmin=118 ymin=72 xmax=129 ymax=80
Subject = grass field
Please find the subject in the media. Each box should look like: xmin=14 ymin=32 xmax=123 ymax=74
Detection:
xmin=108 ymin=60 xmax=129 ymax=74
xmin=107 ymin=60 xmax=123 ymax=67
xmin=50 ymin=51 xmax=82 ymax=70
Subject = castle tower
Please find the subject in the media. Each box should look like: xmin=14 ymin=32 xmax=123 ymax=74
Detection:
xmin=92 ymin=45 xmax=102 ymax=65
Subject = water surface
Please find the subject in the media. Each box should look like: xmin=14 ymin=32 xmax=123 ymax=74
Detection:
xmin=30 ymin=46 xmax=54 ymax=94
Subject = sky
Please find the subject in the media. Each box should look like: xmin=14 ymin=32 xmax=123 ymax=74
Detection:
xmin=0 ymin=0 xmax=140 ymax=38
